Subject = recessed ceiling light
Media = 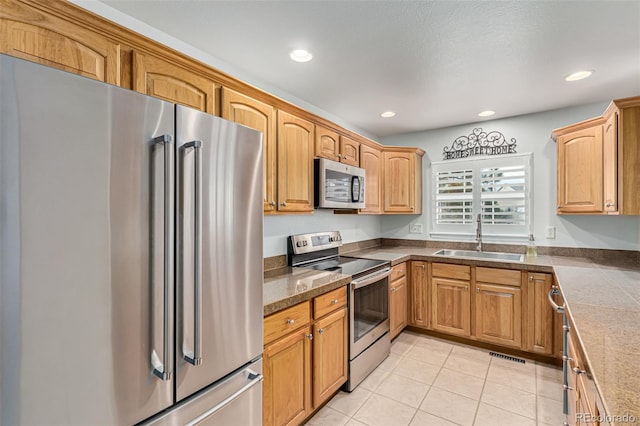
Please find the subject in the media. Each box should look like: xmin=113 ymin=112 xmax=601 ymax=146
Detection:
xmin=380 ymin=111 xmax=396 ymax=118
xmin=478 ymin=110 xmax=495 ymax=117
xmin=289 ymin=49 xmax=313 ymax=63
xmin=565 ymin=70 xmax=593 ymax=82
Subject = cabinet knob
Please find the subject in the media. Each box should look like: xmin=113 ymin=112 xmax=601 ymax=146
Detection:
xmin=269 ymin=201 xmax=276 ymax=207
xmin=563 ymin=384 xmax=574 ymax=391
xmin=286 ymin=319 xmax=295 ymax=325
xmin=563 ymin=325 xmax=571 ymax=332
xmin=465 ymin=285 xmax=469 ymax=291
xmin=331 ymin=299 xmax=339 ymax=304
xmin=281 ymin=202 xmax=287 ymax=207
xmin=476 ymin=287 xmax=480 ymax=293
xmin=419 ymin=265 xmax=425 ymax=269
xmin=562 ymin=355 xmax=574 ymax=363
xmin=529 ymin=275 xmax=534 ymax=282
xmin=306 ymin=333 xmax=313 ymax=340
xmin=318 ymin=328 xmax=324 ymax=334
xmin=398 ymin=269 xmax=404 ymax=274
xmin=605 ymin=202 xmax=614 ymax=208
xmin=572 ymin=367 xmax=586 ymax=375
xmin=391 ymin=287 xmax=397 ymax=293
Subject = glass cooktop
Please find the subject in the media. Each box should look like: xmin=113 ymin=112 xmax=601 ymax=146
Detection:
xmin=306 ymin=256 xmax=389 ymax=278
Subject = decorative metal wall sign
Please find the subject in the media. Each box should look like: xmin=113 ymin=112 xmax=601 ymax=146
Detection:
xmin=442 ymin=128 xmax=517 ymax=160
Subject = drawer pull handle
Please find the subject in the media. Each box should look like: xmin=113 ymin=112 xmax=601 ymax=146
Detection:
xmin=331 ymin=299 xmax=339 ymax=304
xmin=286 ymin=319 xmax=295 ymax=325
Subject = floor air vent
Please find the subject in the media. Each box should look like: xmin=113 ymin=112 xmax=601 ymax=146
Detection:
xmin=489 ymin=351 xmax=526 ymax=364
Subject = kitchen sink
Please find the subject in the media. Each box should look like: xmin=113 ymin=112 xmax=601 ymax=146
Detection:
xmin=433 ymin=249 xmax=524 ymax=262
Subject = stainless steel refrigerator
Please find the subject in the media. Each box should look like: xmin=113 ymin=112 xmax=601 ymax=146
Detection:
xmin=0 ymin=54 xmax=264 ymax=425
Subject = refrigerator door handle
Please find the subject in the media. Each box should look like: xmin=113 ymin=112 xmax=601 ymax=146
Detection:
xmin=182 ymin=140 xmax=203 ymax=366
xmin=184 ymin=369 xmax=264 ymax=426
xmin=152 ymin=134 xmax=173 ymax=381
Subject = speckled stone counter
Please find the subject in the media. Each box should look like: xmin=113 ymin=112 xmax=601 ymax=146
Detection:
xmin=264 ymin=245 xmax=640 ymax=420
xmin=263 ymin=267 xmax=350 ymax=316
xmin=551 ymin=257 xmax=640 ymax=423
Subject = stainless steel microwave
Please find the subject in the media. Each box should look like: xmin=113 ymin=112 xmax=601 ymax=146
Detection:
xmin=314 ymin=158 xmax=365 ymax=209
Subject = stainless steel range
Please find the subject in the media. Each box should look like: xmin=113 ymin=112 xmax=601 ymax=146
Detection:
xmin=288 ymin=231 xmax=392 ymax=391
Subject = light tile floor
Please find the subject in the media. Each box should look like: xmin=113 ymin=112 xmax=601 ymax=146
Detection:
xmin=307 ymin=331 xmax=564 ymax=426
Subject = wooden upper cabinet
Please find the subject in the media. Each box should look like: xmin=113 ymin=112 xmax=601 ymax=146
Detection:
xmin=133 ymin=52 xmax=216 ymax=114
xmin=315 ymin=125 xmax=340 ymax=161
xmin=556 ymin=121 xmax=604 ymax=214
xmin=0 ymin=10 xmax=120 ymax=84
xmin=553 ymin=96 xmax=640 ymax=215
xmin=315 ymin=127 xmax=360 ymax=166
xmin=383 ymin=148 xmax=423 ymax=214
xmin=221 ymin=88 xmax=276 ymax=213
xmin=339 ymin=136 xmax=360 ymax=166
xmin=277 ymin=110 xmax=314 ymax=213
xmin=359 ymin=144 xmax=382 ymax=214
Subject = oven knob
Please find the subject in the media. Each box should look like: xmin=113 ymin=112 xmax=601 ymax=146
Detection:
xmin=296 ymin=241 xmax=303 ymax=247
xmin=329 ymin=237 xmax=334 ymax=242
xmin=304 ymin=241 xmax=308 ymax=246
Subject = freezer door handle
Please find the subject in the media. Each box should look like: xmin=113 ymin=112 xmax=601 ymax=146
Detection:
xmin=152 ymin=134 xmax=173 ymax=381
xmin=182 ymin=140 xmax=203 ymax=366
xmin=184 ymin=369 xmax=264 ymax=426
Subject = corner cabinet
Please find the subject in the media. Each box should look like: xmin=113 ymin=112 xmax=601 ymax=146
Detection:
xmin=276 ymin=110 xmax=314 ymax=213
xmin=382 ymin=147 xmax=424 ymax=214
xmin=220 ymin=88 xmax=277 ymax=213
xmin=553 ymin=96 xmax=640 ymax=215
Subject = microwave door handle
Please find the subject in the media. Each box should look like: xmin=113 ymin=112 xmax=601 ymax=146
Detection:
xmin=351 ymin=175 xmax=359 ymax=202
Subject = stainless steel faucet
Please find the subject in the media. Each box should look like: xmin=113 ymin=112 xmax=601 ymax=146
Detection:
xmin=476 ymin=213 xmax=483 ymax=252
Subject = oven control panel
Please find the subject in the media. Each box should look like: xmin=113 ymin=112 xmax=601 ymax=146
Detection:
xmin=290 ymin=231 xmax=342 ymax=255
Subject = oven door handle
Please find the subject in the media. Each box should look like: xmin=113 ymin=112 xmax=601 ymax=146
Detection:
xmin=351 ymin=267 xmax=392 ymax=290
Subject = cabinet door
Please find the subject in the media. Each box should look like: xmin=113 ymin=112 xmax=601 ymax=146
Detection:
xmin=315 ymin=125 xmax=340 ymax=161
xmin=383 ymin=150 xmax=416 ymax=213
xmin=409 ymin=261 xmax=429 ymax=329
xmin=359 ymin=144 xmax=383 ymax=214
xmin=557 ymin=126 xmax=604 ymax=213
xmin=475 ymin=283 xmax=522 ymax=348
xmin=389 ymin=277 xmax=408 ymax=339
xmin=432 ymin=277 xmax=470 ymax=337
xmin=0 ymin=16 xmax=120 ymax=84
xmin=263 ymin=326 xmax=312 ymax=426
xmin=312 ymin=308 xmax=348 ymax=407
xmin=277 ymin=111 xmax=314 ymax=212
xmin=603 ymin=111 xmax=618 ymax=213
xmin=340 ymin=136 xmax=360 ymax=166
xmin=133 ymin=52 xmax=216 ymax=114
xmin=525 ymin=273 xmax=554 ymax=355
xmin=221 ymin=88 xmax=277 ymax=213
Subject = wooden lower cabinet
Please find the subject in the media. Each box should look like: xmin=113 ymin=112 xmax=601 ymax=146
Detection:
xmin=389 ymin=263 xmax=408 ymax=339
xmin=263 ymin=326 xmax=312 ymax=426
xmin=408 ymin=261 xmax=429 ymax=329
xmin=264 ymin=287 xmax=348 ymax=426
xmin=431 ymin=277 xmax=471 ymax=337
xmin=312 ymin=308 xmax=348 ymax=406
xmin=525 ymin=272 xmax=554 ymax=355
xmin=474 ymin=283 xmax=522 ymax=348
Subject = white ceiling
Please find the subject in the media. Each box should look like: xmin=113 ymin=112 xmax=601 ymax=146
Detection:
xmin=98 ymin=0 xmax=640 ymax=138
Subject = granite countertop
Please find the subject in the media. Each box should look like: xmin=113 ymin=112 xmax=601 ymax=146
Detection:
xmin=551 ymin=257 xmax=640 ymax=423
xmin=263 ymin=267 xmax=350 ymax=316
xmin=263 ymin=245 xmax=639 ymax=421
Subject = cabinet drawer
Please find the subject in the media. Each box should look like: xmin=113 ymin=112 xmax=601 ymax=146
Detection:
xmin=476 ymin=267 xmax=521 ymax=287
xmin=314 ymin=286 xmax=347 ymax=319
xmin=432 ymin=263 xmax=471 ymax=280
xmin=264 ymin=301 xmax=311 ymax=345
xmin=390 ymin=262 xmax=407 ymax=282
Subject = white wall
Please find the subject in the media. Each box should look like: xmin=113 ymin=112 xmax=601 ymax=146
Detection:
xmin=264 ymin=211 xmax=381 ymax=257
xmin=380 ymin=103 xmax=640 ymax=251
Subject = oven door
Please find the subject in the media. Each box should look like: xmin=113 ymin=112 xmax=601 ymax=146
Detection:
xmin=349 ymin=268 xmax=391 ymax=358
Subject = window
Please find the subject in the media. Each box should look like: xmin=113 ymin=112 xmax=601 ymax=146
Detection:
xmin=431 ymin=153 xmax=532 ymax=240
